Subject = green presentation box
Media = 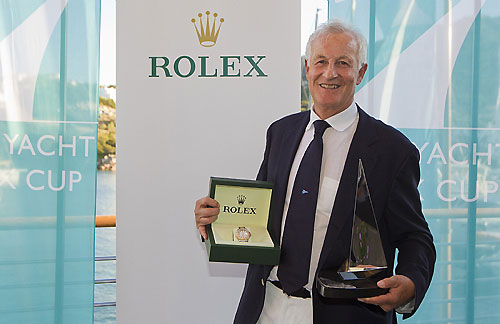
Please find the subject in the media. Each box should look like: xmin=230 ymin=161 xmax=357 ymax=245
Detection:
xmin=205 ymin=177 xmax=280 ymax=265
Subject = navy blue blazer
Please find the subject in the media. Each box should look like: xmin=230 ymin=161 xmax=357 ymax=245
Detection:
xmin=233 ymin=107 xmax=435 ymax=324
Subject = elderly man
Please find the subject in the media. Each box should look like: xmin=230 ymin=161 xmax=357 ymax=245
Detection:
xmin=195 ymin=20 xmax=435 ymax=324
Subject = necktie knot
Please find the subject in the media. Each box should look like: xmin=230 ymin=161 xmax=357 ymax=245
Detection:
xmin=313 ymin=120 xmax=331 ymax=138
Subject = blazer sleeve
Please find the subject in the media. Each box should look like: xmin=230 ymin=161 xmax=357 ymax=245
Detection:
xmin=385 ymin=146 xmax=436 ymax=318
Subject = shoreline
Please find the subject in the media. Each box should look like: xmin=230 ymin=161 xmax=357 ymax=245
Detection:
xmin=98 ymin=154 xmax=116 ymax=171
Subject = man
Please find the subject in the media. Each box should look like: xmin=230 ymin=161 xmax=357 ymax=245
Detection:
xmin=195 ymin=20 xmax=435 ymax=324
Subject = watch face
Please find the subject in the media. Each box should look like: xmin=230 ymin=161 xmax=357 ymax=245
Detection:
xmin=235 ymin=227 xmax=251 ymax=242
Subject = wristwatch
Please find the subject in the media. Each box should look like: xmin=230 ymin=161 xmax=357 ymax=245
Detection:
xmin=235 ymin=226 xmax=251 ymax=242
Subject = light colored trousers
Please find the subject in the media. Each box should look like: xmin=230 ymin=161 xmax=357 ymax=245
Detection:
xmin=256 ymin=282 xmax=313 ymax=324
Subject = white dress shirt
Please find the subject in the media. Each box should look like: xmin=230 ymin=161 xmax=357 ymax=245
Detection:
xmin=268 ymin=101 xmax=359 ymax=290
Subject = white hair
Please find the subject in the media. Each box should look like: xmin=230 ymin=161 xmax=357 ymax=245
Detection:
xmin=305 ymin=20 xmax=367 ymax=68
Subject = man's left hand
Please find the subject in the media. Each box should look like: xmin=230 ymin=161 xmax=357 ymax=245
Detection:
xmin=358 ymin=275 xmax=415 ymax=312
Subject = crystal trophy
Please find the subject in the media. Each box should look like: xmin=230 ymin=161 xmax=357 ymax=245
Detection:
xmin=316 ymin=160 xmax=389 ymax=298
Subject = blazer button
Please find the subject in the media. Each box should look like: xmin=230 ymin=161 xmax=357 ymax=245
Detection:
xmin=261 ymin=279 xmax=265 ymax=286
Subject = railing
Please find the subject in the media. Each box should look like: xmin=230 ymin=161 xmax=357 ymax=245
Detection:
xmin=96 ymin=215 xmax=116 ymax=228
xmin=94 ymin=215 xmax=116 ymax=308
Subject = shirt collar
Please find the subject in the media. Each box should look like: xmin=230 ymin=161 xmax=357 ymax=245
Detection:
xmin=307 ymin=101 xmax=358 ymax=132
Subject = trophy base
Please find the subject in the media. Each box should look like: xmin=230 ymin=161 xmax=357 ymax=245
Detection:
xmin=317 ymin=271 xmax=389 ymax=299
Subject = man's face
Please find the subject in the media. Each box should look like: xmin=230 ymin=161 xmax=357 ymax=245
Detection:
xmin=305 ymin=32 xmax=367 ymax=118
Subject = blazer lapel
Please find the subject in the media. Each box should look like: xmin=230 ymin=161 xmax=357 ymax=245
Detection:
xmin=317 ymin=107 xmax=379 ymax=270
xmin=271 ymin=112 xmax=310 ymax=240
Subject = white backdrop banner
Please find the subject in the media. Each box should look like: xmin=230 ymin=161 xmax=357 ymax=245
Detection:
xmin=117 ymin=0 xmax=300 ymax=322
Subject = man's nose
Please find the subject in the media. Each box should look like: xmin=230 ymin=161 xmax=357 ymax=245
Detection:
xmin=323 ymin=63 xmax=338 ymax=78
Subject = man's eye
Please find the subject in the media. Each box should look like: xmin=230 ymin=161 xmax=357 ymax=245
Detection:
xmin=337 ymin=61 xmax=349 ymax=66
xmin=316 ymin=60 xmax=327 ymax=65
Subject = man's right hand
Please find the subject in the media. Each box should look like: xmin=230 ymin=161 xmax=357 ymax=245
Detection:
xmin=194 ymin=197 xmax=220 ymax=240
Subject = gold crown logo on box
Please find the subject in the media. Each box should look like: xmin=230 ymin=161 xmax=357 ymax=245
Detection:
xmin=191 ymin=11 xmax=224 ymax=47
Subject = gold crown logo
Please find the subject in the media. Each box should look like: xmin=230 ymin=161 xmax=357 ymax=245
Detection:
xmin=191 ymin=11 xmax=224 ymax=47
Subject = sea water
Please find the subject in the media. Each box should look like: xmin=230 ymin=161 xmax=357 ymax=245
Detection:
xmin=94 ymin=171 xmax=116 ymax=324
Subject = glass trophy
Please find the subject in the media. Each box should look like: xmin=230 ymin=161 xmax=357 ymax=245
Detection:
xmin=316 ymin=160 xmax=389 ymax=298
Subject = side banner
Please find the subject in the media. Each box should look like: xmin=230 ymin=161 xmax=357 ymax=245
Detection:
xmin=0 ymin=1 xmax=100 ymax=324
xmin=330 ymin=0 xmax=500 ymax=323
xmin=117 ymin=0 xmax=300 ymax=323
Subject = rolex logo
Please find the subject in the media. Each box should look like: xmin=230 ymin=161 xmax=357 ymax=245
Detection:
xmin=223 ymin=195 xmax=256 ymax=214
xmin=191 ymin=11 xmax=224 ymax=47
xmin=237 ymin=194 xmax=246 ymax=205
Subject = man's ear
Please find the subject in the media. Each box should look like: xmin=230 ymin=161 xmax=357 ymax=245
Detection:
xmin=356 ymin=63 xmax=368 ymax=85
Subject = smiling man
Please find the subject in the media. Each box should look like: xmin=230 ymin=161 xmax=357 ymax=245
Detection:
xmin=305 ymin=30 xmax=366 ymax=119
xmin=195 ymin=20 xmax=435 ymax=324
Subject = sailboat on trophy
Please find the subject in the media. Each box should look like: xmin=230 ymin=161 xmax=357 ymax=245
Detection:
xmin=317 ymin=159 xmax=389 ymax=298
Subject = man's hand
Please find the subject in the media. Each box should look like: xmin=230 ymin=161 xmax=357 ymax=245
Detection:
xmin=194 ymin=197 xmax=220 ymax=240
xmin=358 ymin=275 xmax=415 ymax=312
